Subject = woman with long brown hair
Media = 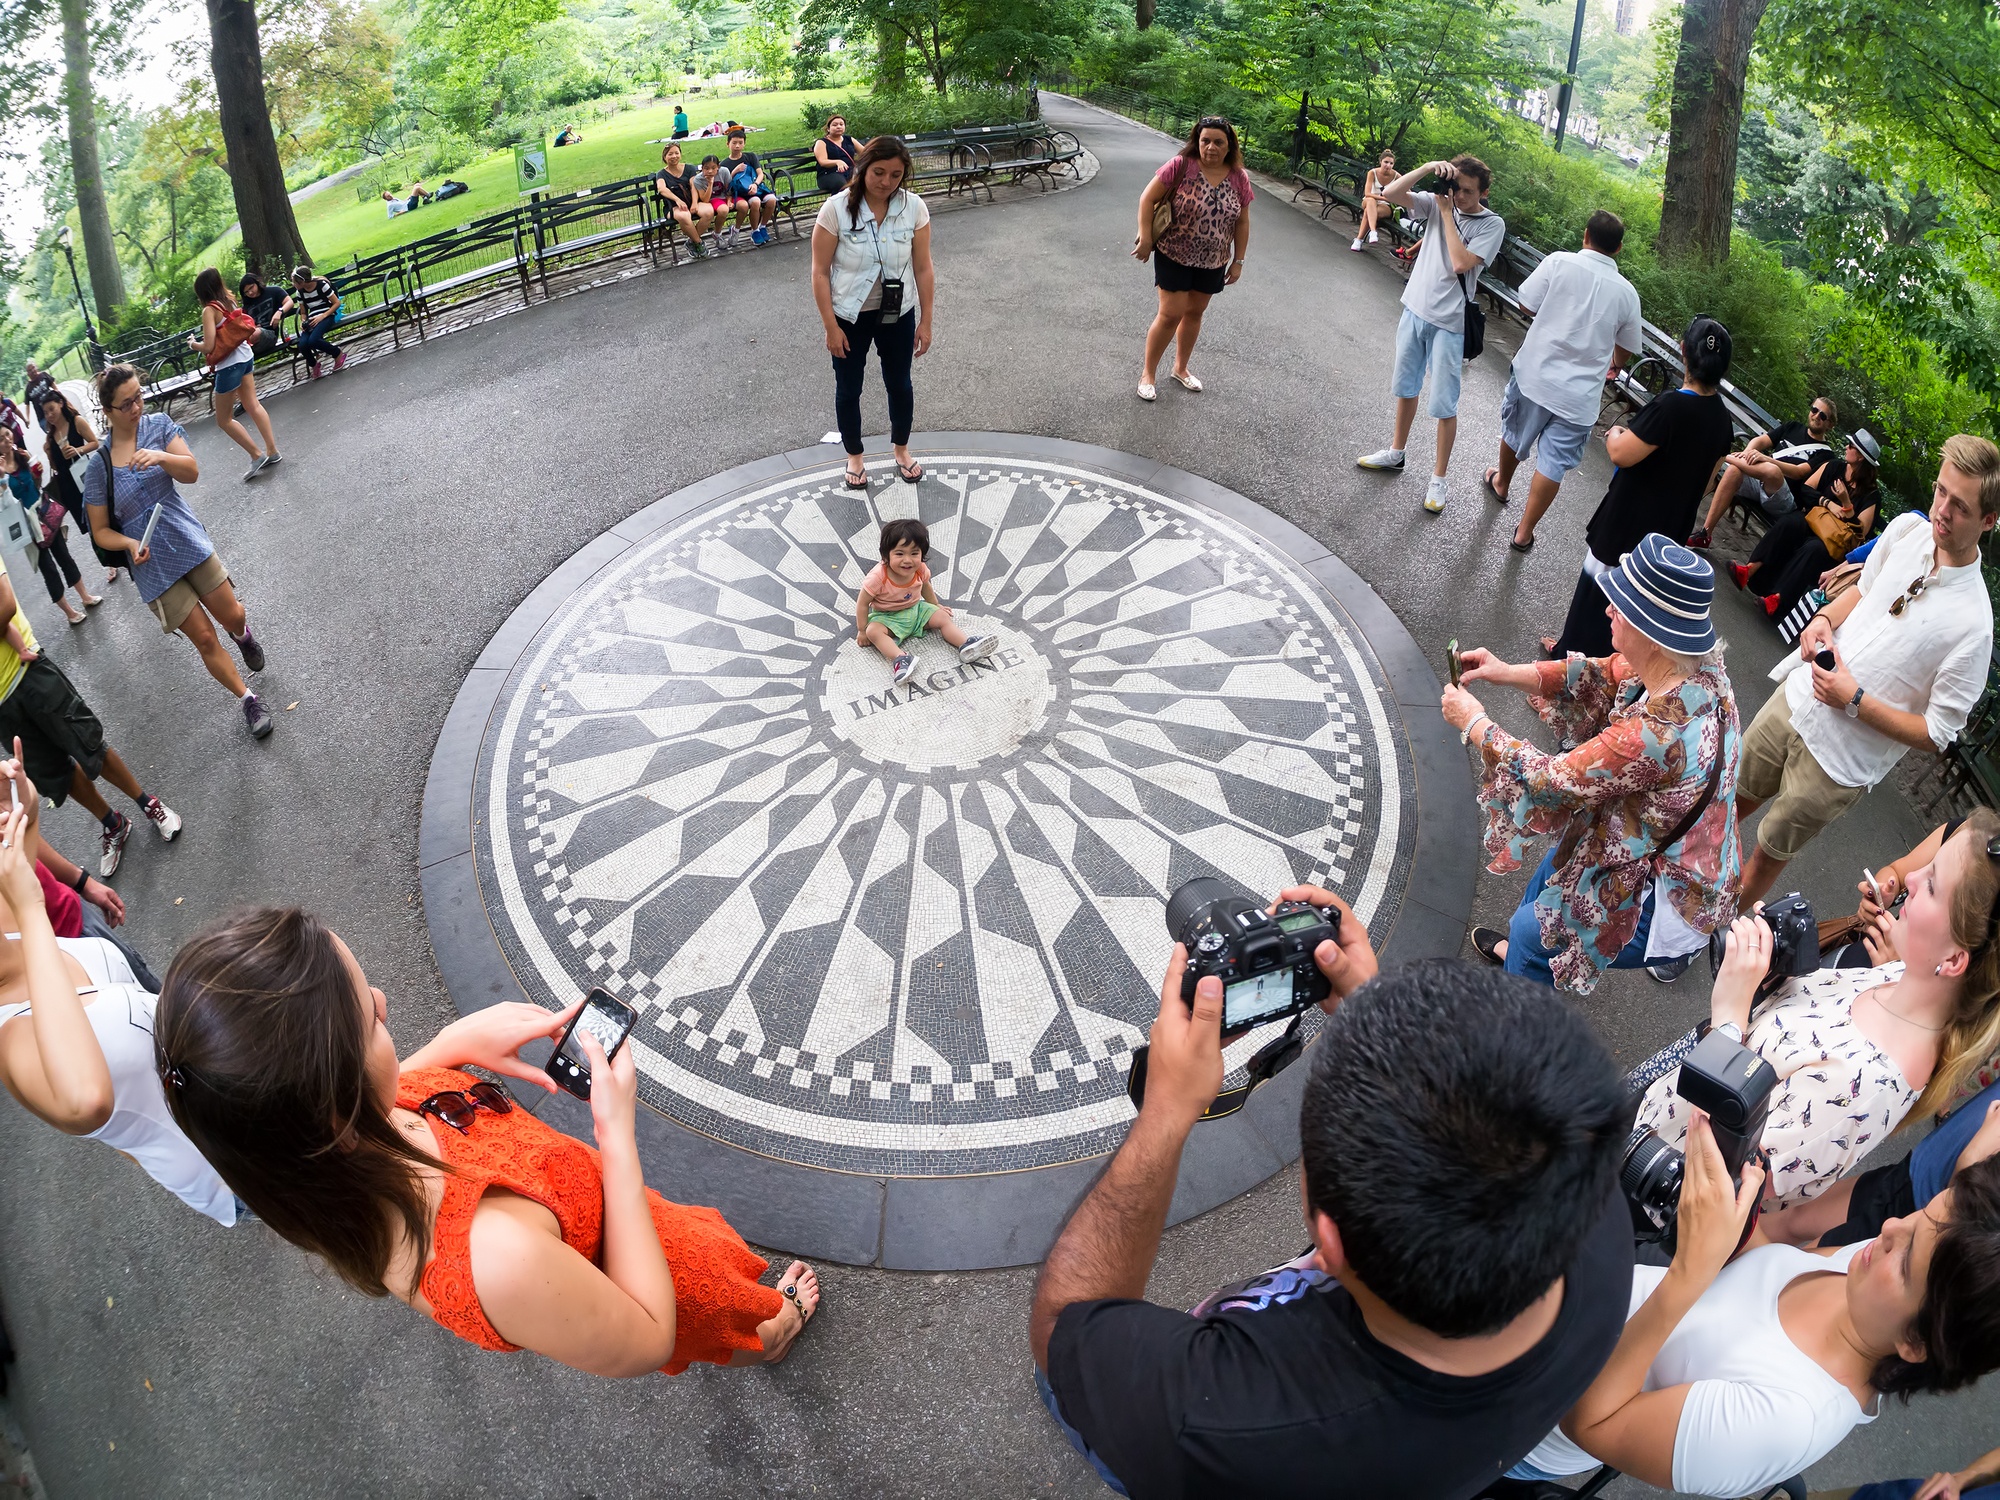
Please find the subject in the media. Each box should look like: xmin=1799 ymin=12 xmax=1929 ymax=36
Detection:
xmin=810 ymin=134 xmax=934 ymax=488
xmin=1131 ymin=115 xmax=1253 ymax=401
xmin=192 ymin=266 xmax=280 ymax=480
xmin=155 ymin=908 xmax=821 ymax=1376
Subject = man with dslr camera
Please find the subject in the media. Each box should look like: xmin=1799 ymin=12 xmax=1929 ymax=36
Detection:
xmin=1030 ymin=885 xmax=1635 ymax=1499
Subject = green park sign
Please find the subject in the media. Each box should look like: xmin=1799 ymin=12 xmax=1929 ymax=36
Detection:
xmin=514 ymin=141 xmax=550 ymax=195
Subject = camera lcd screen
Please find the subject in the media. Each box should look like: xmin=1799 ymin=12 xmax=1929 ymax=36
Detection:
xmin=559 ymin=998 xmax=634 ymax=1067
xmin=1275 ymin=910 xmax=1321 ymax=934
xmin=1223 ymin=970 xmax=1295 ymax=1029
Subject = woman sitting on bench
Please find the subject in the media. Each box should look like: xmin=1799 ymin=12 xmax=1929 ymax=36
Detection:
xmin=1729 ymin=432 xmax=1882 ymax=619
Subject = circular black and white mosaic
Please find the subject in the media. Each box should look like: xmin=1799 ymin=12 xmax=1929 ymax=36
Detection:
xmin=474 ymin=455 xmax=1418 ymax=1176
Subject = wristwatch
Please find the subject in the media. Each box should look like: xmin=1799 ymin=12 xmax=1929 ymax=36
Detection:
xmin=1845 ymin=687 xmax=1865 ymax=719
xmin=1714 ymin=1020 xmax=1744 ymax=1043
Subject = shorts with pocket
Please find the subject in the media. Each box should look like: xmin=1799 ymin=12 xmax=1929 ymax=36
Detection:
xmin=1390 ymin=308 xmax=1465 ymax=419
xmin=0 ymin=656 xmax=108 ymax=804
xmin=869 ymin=601 xmax=937 ymax=643
xmin=1737 ymin=685 xmax=1867 ymax=860
xmin=147 ymin=553 xmax=230 ymax=635
xmin=1499 ymin=375 xmax=1591 ymax=482
xmin=212 ymin=358 xmax=251 ymax=396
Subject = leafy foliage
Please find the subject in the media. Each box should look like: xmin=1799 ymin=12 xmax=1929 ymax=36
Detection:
xmin=796 ymin=0 xmax=1099 ymax=96
xmin=799 ymin=83 xmax=1036 ymax=137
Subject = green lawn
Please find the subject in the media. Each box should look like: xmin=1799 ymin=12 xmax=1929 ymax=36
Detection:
xmin=194 ymin=88 xmax=846 ymax=273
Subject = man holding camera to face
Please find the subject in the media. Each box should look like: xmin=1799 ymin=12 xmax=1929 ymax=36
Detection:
xmin=1029 ymin=884 xmax=1635 ymax=1499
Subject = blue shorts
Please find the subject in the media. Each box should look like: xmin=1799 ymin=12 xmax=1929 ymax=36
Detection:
xmin=212 ymin=358 xmax=250 ymax=396
xmin=1034 ymin=1367 xmax=1128 ymax=1496
xmin=1499 ymin=375 xmax=1592 ymax=482
xmin=1390 ymin=308 xmax=1464 ymax=419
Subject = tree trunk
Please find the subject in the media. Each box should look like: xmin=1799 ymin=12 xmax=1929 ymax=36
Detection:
xmin=56 ymin=0 xmax=126 ymax=319
xmin=1654 ymin=0 xmax=1770 ymax=262
xmin=875 ymin=19 xmax=905 ymax=93
xmin=206 ymin=0 xmax=308 ymax=278
xmin=1136 ymin=0 xmax=1155 ymax=28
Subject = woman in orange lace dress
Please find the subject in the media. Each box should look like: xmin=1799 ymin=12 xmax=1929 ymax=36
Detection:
xmin=153 ymin=908 xmax=818 ymax=1375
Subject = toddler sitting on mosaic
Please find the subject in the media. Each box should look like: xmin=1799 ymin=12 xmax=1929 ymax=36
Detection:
xmin=857 ymin=518 xmax=996 ymax=684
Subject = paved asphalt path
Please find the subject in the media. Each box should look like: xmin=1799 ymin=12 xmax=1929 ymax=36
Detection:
xmin=0 ymin=96 xmax=1983 ymax=1497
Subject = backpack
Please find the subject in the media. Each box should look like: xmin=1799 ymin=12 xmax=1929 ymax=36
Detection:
xmin=204 ymin=300 xmax=258 ymax=368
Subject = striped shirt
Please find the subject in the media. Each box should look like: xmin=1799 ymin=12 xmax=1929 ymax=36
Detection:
xmin=81 ymin=413 xmax=217 ymax=605
xmin=297 ymin=277 xmax=338 ymax=321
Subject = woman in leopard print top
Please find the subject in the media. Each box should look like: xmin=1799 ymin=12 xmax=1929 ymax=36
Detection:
xmin=1132 ymin=115 xmax=1254 ymax=402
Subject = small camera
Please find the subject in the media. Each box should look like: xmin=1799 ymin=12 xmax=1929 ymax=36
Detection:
xmin=1621 ymin=1029 xmax=1779 ymax=1250
xmin=1707 ymin=891 xmax=1820 ymax=991
xmin=1166 ymin=877 xmax=1337 ymax=1035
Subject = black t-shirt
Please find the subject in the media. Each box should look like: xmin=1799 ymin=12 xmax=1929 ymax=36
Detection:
xmin=1046 ymin=1186 xmax=1633 ymax=1500
xmin=1585 ymin=389 xmax=1736 ymax=563
xmin=655 ymin=164 xmax=696 ymax=206
xmin=1765 ymin=419 xmax=1833 ymax=504
xmin=240 ymin=287 xmax=286 ymax=329
xmin=726 ymin=150 xmax=762 ymax=188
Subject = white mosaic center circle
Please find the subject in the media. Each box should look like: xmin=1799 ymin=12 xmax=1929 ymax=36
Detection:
xmin=820 ymin=613 xmax=1056 ymax=771
xmin=476 ymin=456 xmax=1415 ymax=1175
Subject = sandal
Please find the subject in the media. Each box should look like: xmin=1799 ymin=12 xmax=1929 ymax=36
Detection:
xmin=1471 ymin=926 xmax=1509 ymax=966
xmin=1483 ymin=467 xmax=1509 ymax=504
xmin=843 ymin=465 xmax=869 ymax=490
xmin=896 ymin=459 xmax=924 ymax=484
xmin=1509 ymin=534 xmax=1534 ymax=554
xmin=781 ymin=1279 xmax=816 ymax=1327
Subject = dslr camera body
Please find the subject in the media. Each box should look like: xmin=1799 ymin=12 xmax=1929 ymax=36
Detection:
xmin=1166 ymin=877 xmax=1338 ymax=1036
xmin=1622 ymin=1029 xmax=1779 ymax=1251
xmin=1708 ymin=890 xmax=1819 ymax=987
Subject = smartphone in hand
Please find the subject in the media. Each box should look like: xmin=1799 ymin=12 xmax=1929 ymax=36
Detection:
xmin=546 ymin=986 xmax=639 ymax=1100
xmin=1446 ymin=638 xmax=1462 ymax=688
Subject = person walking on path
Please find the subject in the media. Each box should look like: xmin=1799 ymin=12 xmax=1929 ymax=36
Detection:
xmin=192 ymin=269 xmax=281 ymax=481
xmin=1484 ymin=211 xmax=1642 ymax=553
xmin=1545 ymin=317 xmax=1736 ymax=660
xmin=1356 ymin=156 xmax=1506 ymax=513
xmin=813 ymin=115 xmax=856 ymax=194
xmin=654 ymin=143 xmax=715 ymax=256
xmin=288 ymin=265 xmax=347 ymax=377
xmin=84 ymin=366 xmax=274 ymax=741
xmin=1351 ymin=150 xmax=1396 ymax=252
xmin=812 ymin=135 xmax=935 ymax=489
xmin=1446 ymin=536 xmax=1740 ymax=992
xmin=1132 ymin=116 xmax=1252 ymax=402
xmin=0 ymin=549 xmax=179 ymax=875
xmin=35 ymin=387 xmax=98 ymax=520
xmin=3 ymin=431 xmax=99 ymax=624
xmin=1734 ymin=435 xmax=2000 ymax=909
xmin=157 ymin=907 xmax=823 ymax=1374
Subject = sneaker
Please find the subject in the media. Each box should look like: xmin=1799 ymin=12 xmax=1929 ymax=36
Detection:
xmin=891 ymin=652 xmax=916 ymax=686
xmin=332 ymin=351 xmax=347 ymax=372
xmin=243 ymin=692 xmax=274 ymax=739
xmin=233 ymin=625 xmax=266 ymax=673
xmin=142 ymin=795 xmax=182 ymax=841
xmin=258 ymin=452 xmax=283 ymax=472
xmin=1685 ymin=526 xmax=1712 ymax=549
xmin=1647 ymin=953 xmax=1697 ymax=983
xmin=307 ymin=359 xmax=322 ymax=380
xmin=244 ymin=458 xmax=266 ymax=481
xmin=957 ymin=634 xmax=998 ymax=664
xmin=1728 ymin=562 xmax=1752 ymax=590
xmin=723 ymin=226 xmax=739 ymax=250
xmin=1762 ymin=592 xmax=1783 ymax=617
xmin=752 ymin=226 xmax=769 ymax=246
xmin=99 ymin=811 xmax=132 ymax=877
xmin=1355 ymin=448 xmax=1406 ymax=471
xmin=1350 ymin=238 xmax=1364 ymax=251
xmin=1423 ymin=475 xmax=1449 ymax=513
xmin=1368 ymin=230 xmax=1379 ymax=243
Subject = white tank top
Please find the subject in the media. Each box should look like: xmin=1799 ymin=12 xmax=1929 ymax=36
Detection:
xmin=0 ymin=937 xmax=236 ymax=1226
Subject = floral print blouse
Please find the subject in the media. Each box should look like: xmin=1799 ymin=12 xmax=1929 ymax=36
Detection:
xmin=1636 ymin=964 xmax=1919 ymax=1205
xmin=1153 ymin=156 xmax=1254 ymax=270
xmin=1476 ymin=653 xmax=1742 ymax=994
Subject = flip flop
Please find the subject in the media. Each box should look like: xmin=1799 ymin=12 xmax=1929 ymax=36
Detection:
xmin=1483 ymin=467 xmax=1509 ymax=503
xmin=843 ymin=466 xmax=869 ymax=490
xmin=1509 ymin=535 xmax=1534 ymax=553
xmin=896 ymin=459 xmax=924 ymax=484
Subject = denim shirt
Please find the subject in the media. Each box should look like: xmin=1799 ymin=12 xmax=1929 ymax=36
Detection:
xmin=816 ymin=189 xmax=929 ymax=324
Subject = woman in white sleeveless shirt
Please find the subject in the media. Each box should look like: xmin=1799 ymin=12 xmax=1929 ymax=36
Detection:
xmin=0 ymin=757 xmax=233 ymax=1225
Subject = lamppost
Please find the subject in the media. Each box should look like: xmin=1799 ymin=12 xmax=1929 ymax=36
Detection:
xmin=54 ymin=224 xmax=106 ymax=372
xmin=1552 ymin=0 xmax=1588 ymax=154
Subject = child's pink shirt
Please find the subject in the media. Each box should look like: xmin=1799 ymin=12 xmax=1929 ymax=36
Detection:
xmin=864 ymin=560 xmax=929 ymax=613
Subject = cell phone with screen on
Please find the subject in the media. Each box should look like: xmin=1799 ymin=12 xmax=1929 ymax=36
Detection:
xmin=546 ymin=986 xmax=638 ymax=1100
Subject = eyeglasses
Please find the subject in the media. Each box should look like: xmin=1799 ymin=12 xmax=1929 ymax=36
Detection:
xmin=112 ymin=393 xmax=143 ymax=414
xmin=1810 ymin=405 xmax=1834 ymax=422
xmin=1888 ymin=570 xmax=1936 ymax=617
xmin=415 ymin=1080 xmax=514 ymax=1134
xmin=1124 ymin=1015 xmax=1306 ymax=1121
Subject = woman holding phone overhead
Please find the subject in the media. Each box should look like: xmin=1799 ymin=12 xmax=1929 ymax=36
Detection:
xmin=155 ymin=907 xmax=822 ymax=1377
xmin=82 ymin=364 xmax=275 ymax=742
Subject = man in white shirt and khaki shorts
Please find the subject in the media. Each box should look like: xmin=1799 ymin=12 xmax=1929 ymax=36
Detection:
xmin=1736 ymin=434 xmax=2000 ymax=906
xmin=1482 ymin=210 xmax=1642 ymax=553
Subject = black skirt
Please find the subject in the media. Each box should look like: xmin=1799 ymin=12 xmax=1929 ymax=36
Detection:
xmin=1153 ymin=249 xmax=1226 ymax=296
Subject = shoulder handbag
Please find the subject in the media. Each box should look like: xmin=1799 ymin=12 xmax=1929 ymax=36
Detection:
xmin=86 ymin=455 xmax=127 ymax=571
xmin=1143 ymin=156 xmax=1181 ymax=248
xmin=204 ymin=300 xmax=257 ymax=367
xmin=1552 ymin=716 xmax=1725 ymax=873
xmin=1806 ymin=503 xmax=1864 ymax=558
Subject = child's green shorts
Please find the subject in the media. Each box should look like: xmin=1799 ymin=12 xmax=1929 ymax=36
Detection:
xmin=869 ymin=601 xmax=936 ymax=642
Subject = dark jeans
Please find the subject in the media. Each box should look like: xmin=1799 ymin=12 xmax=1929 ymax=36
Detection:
xmin=35 ymin=523 xmax=81 ymax=602
xmin=298 ymin=315 xmax=342 ymax=357
xmin=80 ymin=899 xmax=161 ymax=993
xmin=831 ymin=309 xmax=915 ymax=455
xmin=1746 ymin=509 xmax=1835 ymax=614
xmin=1505 ymin=847 xmax=1658 ymax=986
xmin=1553 ymin=565 xmax=1615 ymax=659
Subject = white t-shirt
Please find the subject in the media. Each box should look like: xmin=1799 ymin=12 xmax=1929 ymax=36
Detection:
xmin=1520 ymin=1242 xmax=1875 ymax=1496
xmin=1511 ymin=248 xmax=1643 ymax=425
xmin=0 ymin=939 xmax=237 ymax=1226
xmin=1771 ymin=510 xmax=1995 ymax=789
xmin=1400 ymin=193 xmax=1506 ymax=333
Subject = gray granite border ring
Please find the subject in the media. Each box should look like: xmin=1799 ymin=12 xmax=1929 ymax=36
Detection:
xmin=419 ymin=433 xmax=1476 ymax=1270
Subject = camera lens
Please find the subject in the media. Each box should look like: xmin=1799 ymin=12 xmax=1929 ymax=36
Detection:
xmin=1165 ymin=877 xmax=1241 ymax=942
xmin=1620 ymin=1129 xmax=1684 ymax=1237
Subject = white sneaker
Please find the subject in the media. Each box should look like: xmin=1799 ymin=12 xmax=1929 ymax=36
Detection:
xmin=1356 ymin=449 xmax=1406 ymax=471
xmin=143 ymin=795 xmax=182 ymax=841
xmin=1423 ymin=476 xmax=1449 ymax=513
xmin=957 ymin=634 xmax=998 ymax=663
xmin=1368 ymin=230 xmax=1379 ymax=243
xmin=1351 ymin=238 xmax=1364 ymax=251
xmin=722 ymin=226 xmax=738 ymax=250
